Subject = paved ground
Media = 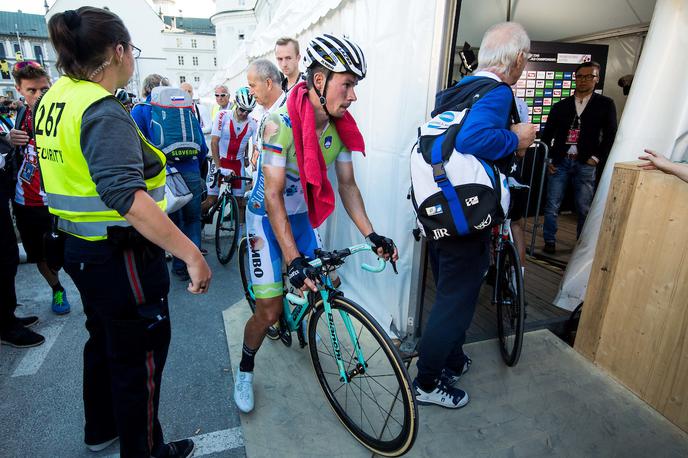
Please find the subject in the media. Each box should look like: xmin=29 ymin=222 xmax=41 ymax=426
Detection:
xmin=225 ymin=296 xmax=688 ymax=458
xmin=0 ymin=233 xmax=247 ymax=457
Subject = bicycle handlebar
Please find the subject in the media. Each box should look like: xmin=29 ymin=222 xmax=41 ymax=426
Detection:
xmin=222 ymin=175 xmax=253 ymax=183
xmin=284 ymin=243 xmax=386 ymax=306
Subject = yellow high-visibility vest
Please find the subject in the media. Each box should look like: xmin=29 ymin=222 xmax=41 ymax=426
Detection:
xmin=35 ymin=76 xmax=167 ymax=241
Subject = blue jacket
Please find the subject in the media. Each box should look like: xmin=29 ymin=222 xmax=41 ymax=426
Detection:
xmin=453 ymin=76 xmax=519 ymax=161
xmin=131 ymin=96 xmax=208 ymax=174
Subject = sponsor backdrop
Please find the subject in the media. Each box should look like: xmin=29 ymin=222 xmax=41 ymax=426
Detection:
xmin=514 ymin=41 xmax=609 ymax=132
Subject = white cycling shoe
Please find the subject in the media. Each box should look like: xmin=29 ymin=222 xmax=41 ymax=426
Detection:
xmin=234 ymin=370 xmax=255 ymax=413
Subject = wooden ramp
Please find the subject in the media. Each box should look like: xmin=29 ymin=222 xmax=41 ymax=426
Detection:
xmin=421 ymin=213 xmax=579 ymax=343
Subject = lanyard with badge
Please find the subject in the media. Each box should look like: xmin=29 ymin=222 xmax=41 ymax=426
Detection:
xmin=566 ymin=115 xmax=581 ymax=145
xmin=17 ymin=109 xmax=38 ymax=184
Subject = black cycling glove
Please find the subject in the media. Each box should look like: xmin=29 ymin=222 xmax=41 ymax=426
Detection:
xmin=366 ymin=232 xmax=398 ymax=274
xmin=287 ymin=256 xmax=317 ymax=289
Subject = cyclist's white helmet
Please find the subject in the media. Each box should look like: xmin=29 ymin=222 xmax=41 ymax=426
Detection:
xmin=303 ymin=34 xmax=367 ymax=80
xmin=235 ymin=87 xmax=256 ymax=111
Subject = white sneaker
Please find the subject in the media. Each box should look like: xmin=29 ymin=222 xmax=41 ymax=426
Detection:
xmin=413 ymin=379 xmax=469 ymax=409
xmin=234 ymin=370 xmax=254 ymax=413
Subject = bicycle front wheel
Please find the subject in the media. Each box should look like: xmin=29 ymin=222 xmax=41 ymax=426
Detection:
xmin=495 ymin=240 xmax=525 ymax=367
xmin=215 ymin=194 xmax=239 ymax=265
xmin=308 ymin=296 xmax=417 ymax=456
xmin=237 ymin=237 xmax=279 ymax=340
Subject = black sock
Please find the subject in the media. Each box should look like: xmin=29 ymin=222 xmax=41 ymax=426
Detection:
xmin=239 ymin=343 xmax=257 ymax=372
xmin=416 ymin=377 xmax=437 ymax=393
xmin=52 ymin=282 xmax=64 ymax=293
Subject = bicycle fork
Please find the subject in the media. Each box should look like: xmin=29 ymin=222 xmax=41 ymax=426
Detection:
xmin=321 ymin=289 xmax=367 ymax=383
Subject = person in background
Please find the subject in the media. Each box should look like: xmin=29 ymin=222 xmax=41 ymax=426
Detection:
xmin=0 ymin=88 xmax=44 ymax=348
xmin=8 ymin=60 xmax=72 ymax=315
xmin=181 ymin=82 xmax=211 ymax=136
xmin=115 ymin=88 xmax=133 ymax=111
xmin=211 ymin=84 xmax=231 ymax=123
xmin=132 ymin=75 xmax=208 ymax=282
xmin=638 ymin=149 xmax=688 ymax=183
xmin=275 ymin=37 xmax=303 ymax=94
xmin=413 ymin=22 xmax=536 ymax=409
xmin=540 ymin=61 xmax=617 ymax=253
xmin=41 ymin=7 xmax=210 ymax=456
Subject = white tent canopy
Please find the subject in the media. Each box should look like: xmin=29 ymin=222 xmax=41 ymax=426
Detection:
xmin=203 ymin=0 xmax=683 ymax=333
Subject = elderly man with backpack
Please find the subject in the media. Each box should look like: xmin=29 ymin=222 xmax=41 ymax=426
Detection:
xmin=132 ymin=74 xmax=208 ymax=281
xmin=410 ymin=22 xmax=537 ymax=409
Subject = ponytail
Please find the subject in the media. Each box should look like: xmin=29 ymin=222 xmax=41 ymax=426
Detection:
xmin=48 ymin=7 xmax=130 ymax=81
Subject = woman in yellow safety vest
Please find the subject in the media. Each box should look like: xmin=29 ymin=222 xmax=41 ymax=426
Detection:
xmin=37 ymin=7 xmax=210 ymax=457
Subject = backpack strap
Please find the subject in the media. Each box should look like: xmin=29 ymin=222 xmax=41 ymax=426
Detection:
xmin=430 ymin=134 xmax=470 ymax=235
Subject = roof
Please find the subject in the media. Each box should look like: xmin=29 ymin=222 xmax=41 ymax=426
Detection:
xmin=163 ymin=15 xmax=215 ymax=35
xmin=0 ymin=11 xmax=48 ymax=39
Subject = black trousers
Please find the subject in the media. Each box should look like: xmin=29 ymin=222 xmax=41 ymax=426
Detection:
xmin=0 ymin=191 xmax=19 ymax=333
xmin=416 ymin=234 xmax=490 ymax=388
xmin=64 ymin=238 xmax=171 ymax=457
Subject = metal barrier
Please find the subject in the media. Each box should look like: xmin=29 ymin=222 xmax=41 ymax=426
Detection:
xmin=519 ymin=140 xmax=549 ymax=257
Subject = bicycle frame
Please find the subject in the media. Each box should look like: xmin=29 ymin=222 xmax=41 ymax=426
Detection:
xmin=491 ymin=217 xmax=513 ymax=304
xmin=284 ymin=244 xmax=385 ymax=383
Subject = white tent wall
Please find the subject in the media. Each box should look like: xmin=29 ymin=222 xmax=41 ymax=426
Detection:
xmin=210 ymin=0 xmax=451 ymax=335
xmin=556 ymin=0 xmax=688 ymax=310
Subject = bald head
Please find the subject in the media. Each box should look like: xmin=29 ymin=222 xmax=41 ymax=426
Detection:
xmin=477 ymin=22 xmax=530 ymax=81
xmin=180 ymin=82 xmax=194 ymax=98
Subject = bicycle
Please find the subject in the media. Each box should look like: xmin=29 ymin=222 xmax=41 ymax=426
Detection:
xmin=238 ymin=240 xmax=418 ymax=456
xmin=202 ymin=174 xmax=252 ymax=265
xmin=490 ymin=214 xmax=526 ymax=367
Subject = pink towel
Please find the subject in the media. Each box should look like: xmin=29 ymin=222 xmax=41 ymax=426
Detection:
xmin=287 ymin=81 xmax=366 ymax=227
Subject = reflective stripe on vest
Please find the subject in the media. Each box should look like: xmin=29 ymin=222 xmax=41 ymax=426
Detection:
xmin=35 ymin=77 xmax=167 ymax=241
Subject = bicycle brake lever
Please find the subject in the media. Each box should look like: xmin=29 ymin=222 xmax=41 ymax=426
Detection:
xmin=390 ymin=259 xmax=398 ymax=275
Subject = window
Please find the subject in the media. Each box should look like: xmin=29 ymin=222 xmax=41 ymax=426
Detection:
xmin=213 ymin=57 xmax=217 ymax=67
xmin=212 ymin=40 xmax=216 ymax=50
xmin=178 ymin=56 xmax=184 ymax=66
xmin=192 ymin=56 xmax=198 ymax=66
xmin=0 ymin=43 xmax=5 ymax=59
xmin=238 ymin=33 xmax=245 ymax=41
xmin=34 ymin=45 xmax=44 ymax=66
xmin=176 ymin=38 xmax=182 ymax=47
xmin=194 ymin=76 xmax=200 ymax=82
xmin=13 ymin=43 xmax=20 ymax=53
xmin=191 ymin=39 xmax=197 ymax=48
xmin=179 ymin=76 xmax=186 ymax=83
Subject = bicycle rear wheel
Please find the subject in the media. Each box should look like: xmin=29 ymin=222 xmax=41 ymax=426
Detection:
xmin=308 ymin=296 xmax=417 ymax=456
xmin=495 ymin=240 xmax=525 ymax=366
xmin=215 ymin=194 xmax=239 ymax=265
xmin=237 ymin=237 xmax=279 ymax=340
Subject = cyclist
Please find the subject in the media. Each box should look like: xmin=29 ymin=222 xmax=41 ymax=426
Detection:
xmin=234 ymin=34 xmax=398 ymax=413
xmin=203 ymin=87 xmax=257 ymax=220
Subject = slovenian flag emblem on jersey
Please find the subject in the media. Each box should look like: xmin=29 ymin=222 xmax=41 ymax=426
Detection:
xmin=264 ymin=143 xmax=283 ymax=154
xmin=171 ymin=96 xmax=185 ymax=101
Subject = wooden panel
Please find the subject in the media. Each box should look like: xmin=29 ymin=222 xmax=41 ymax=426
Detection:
xmin=575 ymin=165 xmax=639 ymax=359
xmin=575 ymin=163 xmax=688 ymax=433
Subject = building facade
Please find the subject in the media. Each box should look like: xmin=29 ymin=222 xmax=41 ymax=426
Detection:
xmin=0 ymin=11 xmax=58 ymax=99
xmin=162 ymin=16 xmax=217 ymax=90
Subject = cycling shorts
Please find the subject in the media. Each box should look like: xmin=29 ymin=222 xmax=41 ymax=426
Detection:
xmin=206 ymin=160 xmax=244 ymax=197
xmin=246 ymin=211 xmax=321 ymax=299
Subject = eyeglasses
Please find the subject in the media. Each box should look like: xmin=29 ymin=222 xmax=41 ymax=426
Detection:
xmin=121 ymin=42 xmax=141 ymax=59
xmin=575 ymin=74 xmax=597 ymax=81
xmin=237 ymin=107 xmax=251 ymax=114
xmin=13 ymin=61 xmax=43 ymax=71
xmin=215 ymin=93 xmax=228 ymax=97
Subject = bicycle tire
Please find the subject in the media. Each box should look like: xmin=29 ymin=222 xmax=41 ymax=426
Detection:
xmin=495 ymin=240 xmax=525 ymax=367
xmin=308 ymin=296 xmax=417 ymax=456
xmin=237 ymin=237 xmax=279 ymax=340
xmin=215 ymin=194 xmax=239 ymax=265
